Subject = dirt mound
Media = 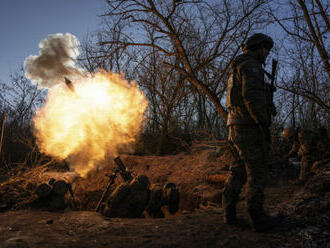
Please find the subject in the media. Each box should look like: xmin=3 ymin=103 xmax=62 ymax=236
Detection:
xmin=66 ymin=150 xmax=230 ymax=212
xmin=276 ymin=159 xmax=330 ymax=247
xmin=1 ymin=150 xmax=330 ymax=247
xmin=0 ymin=149 xmax=230 ymax=213
xmin=293 ymin=160 xmax=330 ymax=222
xmin=0 ymin=161 xmax=76 ymax=211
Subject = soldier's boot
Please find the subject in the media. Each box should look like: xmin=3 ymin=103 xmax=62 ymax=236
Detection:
xmin=222 ymin=195 xmax=238 ymax=224
xmin=163 ymin=183 xmax=180 ymax=214
xmin=223 ymin=204 xmax=237 ymax=224
xmin=146 ymin=185 xmax=164 ymax=218
xmin=248 ymin=208 xmax=283 ymax=232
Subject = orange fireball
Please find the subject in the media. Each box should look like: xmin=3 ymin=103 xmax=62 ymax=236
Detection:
xmin=33 ymin=71 xmax=148 ymax=177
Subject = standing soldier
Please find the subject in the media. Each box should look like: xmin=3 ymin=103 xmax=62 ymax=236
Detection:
xmin=223 ymin=33 xmax=282 ymax=232
xmin=282 ymin=127 xmax=301 ymax=160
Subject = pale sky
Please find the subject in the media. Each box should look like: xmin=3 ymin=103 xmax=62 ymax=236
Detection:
xmin=0 ymin=0 xmax=105 ymax=83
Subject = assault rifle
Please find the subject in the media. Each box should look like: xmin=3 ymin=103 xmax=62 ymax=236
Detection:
xmin=95 ymin=156 xmax=133 ymax=212
xmin=227 ymin=59 xmax=278 ymax=161
xmin=264 ymin=59 xmax=278 ymax=85
xmin=271 ymin=59 xmax=278 ymax=87
xmin=270 ymin=59 xmax=278 ymax=116
xmin=263 ymin=59 xmax=278 ymax=116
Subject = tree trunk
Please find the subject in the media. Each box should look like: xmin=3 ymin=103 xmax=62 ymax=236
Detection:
xmin=297 ymin=0 xmax=330 ymax=78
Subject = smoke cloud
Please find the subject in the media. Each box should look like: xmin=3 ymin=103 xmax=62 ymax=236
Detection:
xmin=24 ymin=33 xmax=84 ymax=88
xmin=25 ymin=33 xmax=148 ymax=177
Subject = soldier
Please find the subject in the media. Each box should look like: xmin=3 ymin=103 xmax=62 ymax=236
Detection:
xmin=283 ymin=127 xmax=329 ymax=184
xmin=297 ymin=129 xmax=320 ymax=184
xmin=282 ymin=127 xmax=301 ymax=160
xmin=35 ymin=179 xmax=74 ymax=211
xmin=223 ymin=33 xmax=282 ymax=232
xmin=311 ymin=126 xmax=330 ymax=172
xmin=145 ymin=183 xmax=180 ymax=218
xmin=315 ymin=126 xmax=330 ymax=158
xmin=103 ymin=175 xmax=150 ymax=218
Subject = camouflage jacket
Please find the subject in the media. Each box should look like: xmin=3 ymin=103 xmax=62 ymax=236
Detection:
xmin=288 ymin=139 xmax=301 ymax=159
xmin=298 ymin=129 xmax=327 ymax=158
xmin=226 ymin=52 xmax=273 ymax=127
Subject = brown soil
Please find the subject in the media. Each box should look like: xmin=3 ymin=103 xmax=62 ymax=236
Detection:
xmin=0 ymin=150 xmax=329 ymax=248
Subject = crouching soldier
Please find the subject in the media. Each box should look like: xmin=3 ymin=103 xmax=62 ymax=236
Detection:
xmin=35 ymin=178 xmax=76 ymax=210
xmin=282 ymin=127 xmax=301 ymax=160
xmin=145 ymin=183 xmax=180 ymax=218
xmin=283 ymin=127 xmax=329 ymax=184
xmin=298 ymin=129 xmax=324 ymax=184
xmin=103 ymin=175 xmax=150 ymax=218
xmin=102 ymin=175 xmax=180 ymax=218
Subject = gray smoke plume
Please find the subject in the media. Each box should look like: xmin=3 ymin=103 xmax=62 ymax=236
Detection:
xmin=24 ymin=33 xmax=84 ymax=88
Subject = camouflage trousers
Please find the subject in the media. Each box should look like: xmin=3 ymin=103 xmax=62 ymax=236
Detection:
xmin=299 ymin=152 xmax=318 ymax=182
xmin=222 ymin=125 xmax=269 ymax=214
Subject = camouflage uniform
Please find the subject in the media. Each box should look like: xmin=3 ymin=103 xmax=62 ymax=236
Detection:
xmin=315 ymin=127 xmax=330 ymax=159
xmin=146 ymin=184 xmax=165 ymax=218
xmin=145 ymin=183 xmax=180 ymax=218
xmin=103 ymin=177 xmax=180 ymax=218
xmin=297 ymin=129 xmax=320 ymax=182
xmin=223 ymin=33 xmax=279 ymax=230
xmin=283 ymin=127 xmax=329 ymax=183
xmin=282 ymin=128 xmax=301 ymax=160
xmin=103 ymin=175 xmax=150 ymax=218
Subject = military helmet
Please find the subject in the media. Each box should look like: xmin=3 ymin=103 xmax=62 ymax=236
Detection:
xmin=241 ymin=33 xmax=274 ymax=52
xmin=282 ymin=127 xmax=295 ymax=140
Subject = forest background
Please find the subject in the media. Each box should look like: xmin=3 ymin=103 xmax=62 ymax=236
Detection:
xmin=0 ymin=0 xmax=328 ymax=168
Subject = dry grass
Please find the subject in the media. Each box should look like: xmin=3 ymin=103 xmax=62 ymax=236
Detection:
xmin=0 ymin=147 xmax=231 ymax=212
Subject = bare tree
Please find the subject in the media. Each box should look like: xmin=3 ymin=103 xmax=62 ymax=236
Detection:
xmin=0 ymin=69 xmax=45 ymax=166
xmin=266 ymin=0 xmax=329 ymax=128
xmin=77 ymin=0 xmax=268 ymax=153
xmin=268 ymin=0 xmax=329 ymax=77
xmin=297 ymin=0 xmax=330 ymax=77
xmin=138 ymin=52 xmax=192 ymax=154
xmin=95 ymin=0 xmax=267 ymax=120
xmin=0 ymin=70 xmax=44 ymax=126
